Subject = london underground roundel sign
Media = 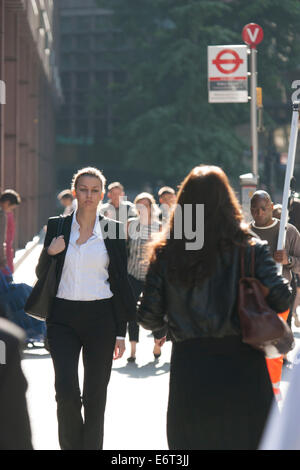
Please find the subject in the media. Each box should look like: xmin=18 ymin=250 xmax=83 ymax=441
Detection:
xmin=242 ymin=23 xmax=264 ymax=48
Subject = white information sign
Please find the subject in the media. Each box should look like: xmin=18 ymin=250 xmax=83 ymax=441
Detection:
xmin=208 ymin=45 xmax=248 ymax=103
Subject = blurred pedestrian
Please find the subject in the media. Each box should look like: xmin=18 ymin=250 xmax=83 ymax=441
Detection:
xmin=138 ymin=165 xmax=291 ymax=450
xmin=35 ymin=167 xmax=135 ymax=450
xmin=250 ymin=190 xmax=300 ymax=327
xmin=100 ymin=182 xmax=137 ymax=223
xmin=0 ymin=189 xmax=21 ymax=277
xmin=127 ymin=192 xmax=162 ymax=362
xmin=273 ymin=204 xmax=282 ymax=220
xmin=288 ymin=197 xmax=300 ymax=327
xmin=0 ymin=316 xmax=33 ymax=449
xmin=57 ymin=189 xmax=75 ymax=216
xmin=158 ymin=186 xmax=176 ymax=227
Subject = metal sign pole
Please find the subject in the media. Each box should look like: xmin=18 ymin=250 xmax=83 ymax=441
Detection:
xmin=251 ymin=47 xmax=258 ymax=177
xmin=276 ymin=101 xmax=300 ymax=274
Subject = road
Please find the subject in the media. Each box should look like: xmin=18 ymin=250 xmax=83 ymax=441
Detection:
xmin=13 ymin=241 xmax=300 ymax=450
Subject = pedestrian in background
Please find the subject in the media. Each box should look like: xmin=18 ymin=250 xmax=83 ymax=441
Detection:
xmin=100 ymin=181 xmax=137 ymax=223
xmin=288 ymin=197 xmax=300 ymax=327
xmin=273 ymin=203 xmax=282 ymax=220
xmin=0 ymin=316 xmax=33 ymax=450
xmin=158 ymin=186 xmax=176 ymax=228
xmin=57 ymin=189 xmax=75 ymax=216
xmin=127 ymin=192 xmax=162 ymax=362
xmin=138 ymin=165 xmax=291 ymax=450
xmin=0 ymin=189 xmax=21 ymax=277
xmin=35 ymin=167 xmax=136 ymax=450
xmin=250 ymin=190 xmax=300 ymax=328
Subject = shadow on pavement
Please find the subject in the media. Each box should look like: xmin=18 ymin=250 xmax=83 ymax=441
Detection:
xmin=23 ymin=347 xmax=51 ymax=360
xmin=113 ymin=360 xmax=170 ymax=379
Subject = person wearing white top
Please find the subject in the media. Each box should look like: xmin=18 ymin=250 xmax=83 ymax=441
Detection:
xmin=36 ymin=167 xmax=136 ymax=450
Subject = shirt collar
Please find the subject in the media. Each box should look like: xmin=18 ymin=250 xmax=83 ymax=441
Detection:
xmin=71 ymin=209 xmax=103 ymax=238
xmin=252 ymin=218 xmax=279 ymax=230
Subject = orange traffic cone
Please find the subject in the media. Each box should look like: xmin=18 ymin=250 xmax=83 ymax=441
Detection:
xmin=265 ymin=310 xmax=290 ymax=401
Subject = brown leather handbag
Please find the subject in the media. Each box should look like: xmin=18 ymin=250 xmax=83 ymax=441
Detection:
xmin=238 ymin=245 xmax=294 ymax=358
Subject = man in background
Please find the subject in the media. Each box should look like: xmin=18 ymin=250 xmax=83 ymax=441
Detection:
xmin=57 ymin=189 xmax=75 ymax=216
xmin=100 ymin=182 xmax=137 ymax=223
xmin=158 ymin=186 xmax=176 ymax=227
xmin=250 ymin=190 xmax=300 ymax=398
xmin=0 ymin=190 xmax=21 ymax=276
xmin=0 ymin=316 xmax=33 ymax=449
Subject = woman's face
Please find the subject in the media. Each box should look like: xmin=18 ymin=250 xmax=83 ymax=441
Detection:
xmin=136 ymin=198 xmax=151 ymax=219
xmin=75 ymin=176 xmax=103 ymax=211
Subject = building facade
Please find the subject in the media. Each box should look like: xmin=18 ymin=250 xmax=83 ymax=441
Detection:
xmin=57 ymin=0 xmax=126 ymax=188
xmin=0 ymin=0 xmax=62 ymax=248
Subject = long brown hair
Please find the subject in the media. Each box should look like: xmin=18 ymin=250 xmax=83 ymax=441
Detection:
xmin=149 ymin=165 xmax=251 ymax=286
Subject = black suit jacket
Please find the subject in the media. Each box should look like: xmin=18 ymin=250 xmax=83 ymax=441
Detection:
xmin=36 ymin=213 xmax=136 ymax=336
xmin=0 ymin=318 xmax=33 ymax=450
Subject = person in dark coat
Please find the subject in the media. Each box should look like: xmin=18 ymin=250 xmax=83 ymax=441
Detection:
xmin=0 ymin=317 xmax=33 ymax=450
xmin=35 ymin=167 xmax=136 ymax=450
xmin=137 ymin=165 xmax=292 ymax=450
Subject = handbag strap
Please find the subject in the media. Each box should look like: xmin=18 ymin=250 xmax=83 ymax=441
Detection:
xmin=240 ymin=244 xmax=255 ymax=278
xmin=56 ymin=216 xmax=65 ymax=237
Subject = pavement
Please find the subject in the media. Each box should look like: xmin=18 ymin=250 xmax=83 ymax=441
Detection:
xmin=12 ymin=241 xmax=300 ymax=450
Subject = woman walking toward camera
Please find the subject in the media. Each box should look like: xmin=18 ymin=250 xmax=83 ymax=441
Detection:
xmin=138 ymin=165 xmax=292 ymax=450
xmin=126 ymin=192 xmax=162 ymax=362
xmin=35 ymin=167 xmax=135 ymax=450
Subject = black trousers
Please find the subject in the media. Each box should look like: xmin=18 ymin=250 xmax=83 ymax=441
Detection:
xmin=127 ymin=274 xmax=144 ymax=343
xmin=46 ymin=298 xmax=117 ymax=450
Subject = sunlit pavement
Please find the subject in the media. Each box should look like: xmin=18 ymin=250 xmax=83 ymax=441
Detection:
xmin=13 ymin=242 xmax=300 ymax=450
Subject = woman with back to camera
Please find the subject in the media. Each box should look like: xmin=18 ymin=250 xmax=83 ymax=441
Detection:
xmin=35 ymin=167 xmax=136 ymax=450
xmin=138 ymin=165 xmax=292 ymax=450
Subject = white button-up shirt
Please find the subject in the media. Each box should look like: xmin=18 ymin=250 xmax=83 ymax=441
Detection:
xmin=56 ymin=211 xmax=113 ymax=301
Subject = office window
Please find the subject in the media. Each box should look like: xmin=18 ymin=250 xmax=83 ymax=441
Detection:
xmin=61 ymin=35 xmax=73 ymax=52
xmin=74 ymin=35 xmax=91 ymax=52
xmin=57 ymin=119 xmax=70 ymax=136
xmin=76 ymin=16 xmax=92 ymax=33
xmin=75 ymin=53 xmax=91 ymax=69
xmin=74 ymin=72 xmax=89 ymax=89
xmin=61 ymin=72 xmax=72 ymax=90
xmin=94 ymin=15 xmax=112 ymax=31
xmin=60 ymin=17 xmax=74 ymax=34
xmin=61 ymin=53 xmax=73 ymax=69
xmin=74 ymin=119 xmax=89 ymax=137
xmin=93 ymin=33 xmax=110 ymax=50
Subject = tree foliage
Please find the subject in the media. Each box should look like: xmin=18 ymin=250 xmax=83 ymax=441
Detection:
xmin=96 ymin=0 xmax=300 ymax=181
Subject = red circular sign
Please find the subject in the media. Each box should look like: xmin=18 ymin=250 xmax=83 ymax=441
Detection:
xmin=242 ymin=23 xmax=264 ymax=48
xmin=212 ymin=49 xmax=244 ymax=74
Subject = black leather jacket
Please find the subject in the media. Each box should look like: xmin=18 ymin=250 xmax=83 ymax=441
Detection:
xmin=137 ymin=239 xmax=292 ymax=342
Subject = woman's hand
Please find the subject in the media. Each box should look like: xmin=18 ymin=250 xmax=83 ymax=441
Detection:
xmin=113 ymin=339 xmax=125 ymax=360
xmin=155 ymin=336 xmax=166 ymax=347
xmin=47 ymin=235 xmax=66 ymax=256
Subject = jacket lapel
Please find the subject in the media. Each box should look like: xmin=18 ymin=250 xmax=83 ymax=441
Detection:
xmin=99 ymin=215 xmax=119 ymax=279
xmin=56 ymin=213 xmax=74 ymax=282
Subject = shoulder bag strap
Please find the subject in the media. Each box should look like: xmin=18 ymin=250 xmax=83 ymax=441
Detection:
xmin=56 ymin=216 xmax=65 ymax=237
xmin=240 ymin=246 xmax=245 ymax=278
xmin=251 ymin=244 xmax=255 ymax=277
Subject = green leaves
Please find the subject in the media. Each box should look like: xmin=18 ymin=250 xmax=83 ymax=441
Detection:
xmin=94 ymin=0 xmax=300 ymax=182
